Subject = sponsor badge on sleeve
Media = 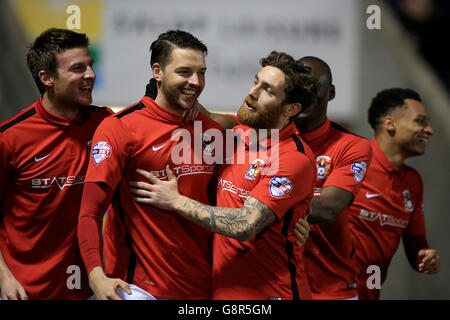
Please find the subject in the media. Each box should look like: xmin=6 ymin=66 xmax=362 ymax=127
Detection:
xmin=269 ymin=176 xmax=293 ymax=197
xmin=351 ymin=161 xmax=367 ymax=183
xmin=92 ymin=141 xmax=112 ymax=165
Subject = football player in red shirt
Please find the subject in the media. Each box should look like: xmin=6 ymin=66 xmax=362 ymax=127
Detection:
xmin=293 ymin=56 xmax=372 ymax=299
xmin=77 ymin=30 xmax=223 ymax=300
xmin=348 ymin=88 xmax=440 ymax=299
xmin=0 ymin=28 xmax=113 ymax=300
xmin=131 ymin=51 xmax=318 ymax=300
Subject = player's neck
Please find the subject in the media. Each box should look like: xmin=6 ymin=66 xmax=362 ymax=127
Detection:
xmin=294 ymin=113 xmax=326 ymax=134
xmin=41 ymin=92 xmax=80 ymax=120
xmin=375 ymin=135 xmax=405 ymax=167
xmin=154 ymin=94 xmax=186 ymax=118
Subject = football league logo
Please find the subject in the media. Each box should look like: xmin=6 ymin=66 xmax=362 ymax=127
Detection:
xmin=92 ymin=141 xmax=112 ymax=165
xmin=402 ymin=189 xmax=414 ymax=212
xmin=245 ymin=159 xmax=265 ymax=181
xmin=269 ymin=176 xmax=293 ymax=197
xmin=316 ymin=156 xmax=331 ymax=179
xmin=202 ymin=133 xmax=215 ymax=158
xmin=351 ymin=161 xmax=367 ymax=183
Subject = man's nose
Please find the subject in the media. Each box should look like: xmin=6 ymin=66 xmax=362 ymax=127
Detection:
xmin=85 ymin=65 xmax=96 ymax=80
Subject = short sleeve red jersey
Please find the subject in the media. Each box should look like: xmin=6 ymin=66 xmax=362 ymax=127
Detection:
xmin=297 ymin=118 xmax=372 ymax=299
xmin=212 ymin=122 xmax=315 ymax=300
xmin=0 ymin=98 xmax=112 ymax=299
xmin=348 ymin=138 xmax=427 ymax=300
xmin=84 ymin=96 xmax=223 ymax=299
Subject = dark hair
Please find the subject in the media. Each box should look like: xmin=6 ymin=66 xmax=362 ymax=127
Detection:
xmin=150 ymin=29 xmax=208 ymax=68
xmin=368 ymin=88 xmax=422 ymax=130
xmin=299 ymin=56 xmax=333 ymax=86
xmin=260 ymin=51 xmax=319 ymax=113
xmin=27 ymin=28 xmax=90 ymax=94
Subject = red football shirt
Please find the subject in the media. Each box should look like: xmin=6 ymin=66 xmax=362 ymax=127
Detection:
xmin=298 ymin=118 xmax=372 ymax=299
xmin=212 ymin=122 xmax=315 ymax=300
xmin=81 ymin=96 xmax=223 ymax=299
xmin=0 ymin=98 xmax=112 ymax=299
xmin=349 ymin=138 xmax=428 ymax=300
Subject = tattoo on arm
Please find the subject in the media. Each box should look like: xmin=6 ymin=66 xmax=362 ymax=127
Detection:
xmin=180 ymin=196 xmax=276 ymax=241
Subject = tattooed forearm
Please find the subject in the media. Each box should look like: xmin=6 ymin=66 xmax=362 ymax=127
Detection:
xmin=178 ymin=196 xmax=276 ymax=241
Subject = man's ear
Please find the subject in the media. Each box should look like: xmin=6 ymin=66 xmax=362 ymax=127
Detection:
xmin=286 ymin=102 xmax=302 ymax=118
xmin=152 ymin=63 xmax=163 ymax=82
xmin=328 ymin=84 xmax=335 ymax=102
xmin=383 ymin=115 xmax=396 ymax=136
xmin=38 ymin=70 xmax=54 ymax=88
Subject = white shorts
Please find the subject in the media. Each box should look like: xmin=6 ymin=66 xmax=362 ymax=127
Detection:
xmin=117 ymin=284 xmax=157 ymax=300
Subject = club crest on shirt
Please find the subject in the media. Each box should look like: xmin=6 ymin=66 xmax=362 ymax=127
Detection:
xmin=245 ymin=159 xmax=265 ymax=181
xmin=269 ymin=176 xmax=292 ymax=197
xmin=315 ymin=156 xmax=331 ymax=179
xmin=92 ymin=141 xmax=112 ymax=165
xmin=202 ymin=132 xmax=215 ymax=158
xmin=351 ymin=161 xmax=367 ymax=183
xmin=402 ymin=189 xmax=414 ymax=212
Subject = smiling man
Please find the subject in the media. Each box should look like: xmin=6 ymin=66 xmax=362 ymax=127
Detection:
xmin=348 ymin=88 xmax=440 ymax=299
xmin=0 ymin=28 xmax=113 ymax=299
xmin=293 ymin=56 xmax=372 ymax=300
xmin=131 ymin=51 xmax=318 ymax=300
xmin=77 ymin=30 xmax=223 ymax=300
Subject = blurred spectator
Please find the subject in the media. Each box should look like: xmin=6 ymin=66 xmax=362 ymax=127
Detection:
xmin=388 ymin=0 xmax=450 ymax=92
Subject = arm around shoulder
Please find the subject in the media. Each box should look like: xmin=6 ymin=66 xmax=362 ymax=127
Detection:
xmin=307 ymin=186 xmax=354 ymax=225
xmin=197 ymin=102 xmax=237 ymax=129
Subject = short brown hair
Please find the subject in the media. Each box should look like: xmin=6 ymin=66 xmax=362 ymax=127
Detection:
xmin=260 ymin=51 xmax=319 ymax=113
xmin=27 ymin=28 xmax=90 ymax=94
